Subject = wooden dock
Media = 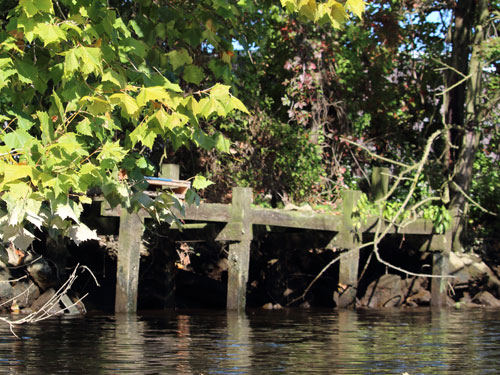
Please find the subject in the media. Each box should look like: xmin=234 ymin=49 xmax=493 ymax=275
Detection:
xmin=101 ymin=165 xmax=451 ymax=313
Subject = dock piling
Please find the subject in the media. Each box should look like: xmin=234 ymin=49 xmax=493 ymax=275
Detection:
xmin=226 ymin=187 xmax=253 ymax=311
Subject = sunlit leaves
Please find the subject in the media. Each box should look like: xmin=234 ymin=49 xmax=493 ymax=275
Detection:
xmin=192 ymin=175 xmax=214 ymax=190
xmin=109 ymin=93 xmax=140 ymax=119
xmin=1 ymin=164 xmax=32 ymax=185
xmin=63 ymin=46 xmax=102 ymax=79
xmin=280 ymin=0 xmax=365 ymax=28
xmin=0 ymin=0 xmax=256 ymax=248
xmin=33 ymin=22 xmax=67 ymax=46
xmin=19 ymin=0 xmax=54 ymax=17
xmin=98 ymin=141 xmax=127 ymax=163
xmin=346 ymin=0 xmax=365 ymax=19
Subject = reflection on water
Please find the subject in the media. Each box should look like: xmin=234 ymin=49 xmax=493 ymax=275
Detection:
xmin=0 ymin=308 xmax=499 ymax=374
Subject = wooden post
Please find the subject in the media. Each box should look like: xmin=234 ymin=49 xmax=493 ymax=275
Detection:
xmin=161 ymin=164 xmax=180 ymax=307
xmin=431 ymin=231 xmax=451 ymax=307
xmin=227 ymin=187 xmax=253 ymax=311
xmin=114 ymin=163 xmax=181 ymax=313
xmin=371 ymin=167 xmax=390 ymax=201
xmin=115 ymin=210 xmax=144 ymax=313
xmin=161 ymin=164 xmax=180 ymax=180
xmin=338 ymin=190 xmax=361 ymax=308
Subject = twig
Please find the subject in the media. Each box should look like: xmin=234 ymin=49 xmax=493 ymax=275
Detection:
xmin=0 ymin=264 xmax=99 ymax=337
xmin=451 ymin=180 xmax=497 ymax=216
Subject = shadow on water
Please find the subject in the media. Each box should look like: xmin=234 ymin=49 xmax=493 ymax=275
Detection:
xmin=0 ymin=308 xmax=499 ymax=374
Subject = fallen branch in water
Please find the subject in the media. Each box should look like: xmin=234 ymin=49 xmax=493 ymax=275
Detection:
xmin=0 ymin=264 xmax=99 ymax=337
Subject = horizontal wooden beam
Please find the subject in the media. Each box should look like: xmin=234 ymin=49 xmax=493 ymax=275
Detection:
xmin=101 ymin=201 xmax=231 ymax=223
xmin=101 ymin=202 xmax=439 ymax=236
xmin=250 ymin=207 xmax=344 ymax=231
xmin=360 ymin=218 xmax=436 ymax=235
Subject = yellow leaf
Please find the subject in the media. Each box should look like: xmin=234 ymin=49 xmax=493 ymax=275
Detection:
xmin=137 ymin=86 xmax=169 ymax=107
xmin=109 ymin=93 xmax=140 ymax=119
xmin=346 ymin=0 xmax=365 ymax=19
xmin=1 ymin=164 xmax=32 ymax=184
xmin=329 ymin=1 xmax=347 ymax=29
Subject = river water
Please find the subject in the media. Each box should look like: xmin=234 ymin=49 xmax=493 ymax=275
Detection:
xmin=0 ymin=307 xmax=499 ymax=374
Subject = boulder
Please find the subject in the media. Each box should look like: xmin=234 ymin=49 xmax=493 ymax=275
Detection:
xmin=472 ymin=291 xmax=500 ymax=307
xmin=360 ymin=274 xmax=429 ymax=308
xmin=406 ymin=289 xmax=431 ymax=306
xmin=448 ymin=252 xmax=500 ymax=297
xmin=11 ymin=280 xmax=40 ymax=309
xmin=360 ymin=274 xmax=406 ymax=308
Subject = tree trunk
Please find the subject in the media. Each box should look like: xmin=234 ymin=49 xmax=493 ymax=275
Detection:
xmin=446 ymin=0 xmax=489 ymax=251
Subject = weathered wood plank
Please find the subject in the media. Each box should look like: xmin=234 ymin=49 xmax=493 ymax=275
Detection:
xmin=115 ymin=210 xmax=143 ymax=313
xmin=226 ymin=187 xmax=253 ymax=311
xmin=250 ymin=207 xmax=343 ymax=231
xmin=182 ymin=203 xmax=232 ymax=222
xmin=431 ymin=231 xmax=451 ymax=307
xmin=361 ymin=218 xmax=436 ymax=235
xmin=337 ymin=190 xmax=362 ymax=308
xmin=101 ymin=201 xmax=231 ymax=223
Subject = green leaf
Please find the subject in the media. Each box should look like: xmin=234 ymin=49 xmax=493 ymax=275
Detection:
xmin=183 ymin=64 xmax=204 ymax=85
xmin=136 ymin=86 xmax=169 ymax=107
xmin=129 ymin=120 xmax=157 ymax=149
xmin=229 ymin=96 xmax=250 ymax=114
xmin=77 ymin=46 xmax=103 ymax=77
xmin=0 ymin=58 xmax=12 ymax=69
xmin=328 ymin=1 xmax=347 ymax=28
xmin=102 ymin=69 xmax=126 ymax=89
xmin=98 ymin=141 xmax=127 ymax=163
xmin=215 ymin=132 xmax=231 ymax=153
xmin=168 ymin=48 xmax=193 ymax=70
xmin=63 ymin=47 xmax=79 ymax=79
xmin=33 ymin=23 xmax=67 ymax=46
xmin=192 ymin=175 xmax=214 ymax=190
xmin=19 ymin=0 xmax=54 ymax=17
xmin=210 ymin=83 xmax=231 ymax=101
xmin=110 ymin=93 xmax=140 ymax=119
xmin=52 ymin=90 xmax=65 ymax=122
xmin=76 ymin=117 xmax=93 ymax=136
xmin=2 ymin=225 xmax=36 ymax=251
xmin=79 ymin=96 xmax=112 ymax=115
xmin=1 ymin=164 xmax=32 ymax=185
xmin=37 ymin=111 xmax=54 ymax=145
xmin=55 ymin=201 xmax=81 ymax=223
xmin=3 ymin=130 xmax=34 ymax=149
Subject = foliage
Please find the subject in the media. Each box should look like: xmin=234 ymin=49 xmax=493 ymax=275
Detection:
xmin=0 ymin=0 xmax=250 ymax=249
xmin=353 ymin=192 xmax=452 ymax=234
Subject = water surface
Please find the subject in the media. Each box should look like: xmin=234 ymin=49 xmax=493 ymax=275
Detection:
xmin=0 ymin=308 xmax=499 ymax=374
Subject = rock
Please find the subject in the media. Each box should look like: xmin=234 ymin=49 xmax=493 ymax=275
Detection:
xmin=11 ymin=280 xmax=40 ymax=309
xmin=448 ymin=252 xmax=500 ymax=297
xmin=360 ymin=274 xmax=406 ymax=308
xmin=406 ymin=289 xmax=431 ymax=306
xmin=299 ymin=301 xmax=311 ymax=308
xmin=261 ymin=302 xmax=274 ymax=310
xmin=472 ymin=291 xmax=500 ymax=307
xmin=360 ymin=275 xmax=429 ymax=308
xmin=30 ymin=288 xmax=56 ymax=311
xmin=27 ymin=256 xmax=58 ymax=290
xmin=261 ymin=302 xmax=283 ymax=310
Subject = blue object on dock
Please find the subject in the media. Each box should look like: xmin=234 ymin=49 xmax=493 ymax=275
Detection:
xmin=145 ymin=177 xmax=174 ymax=182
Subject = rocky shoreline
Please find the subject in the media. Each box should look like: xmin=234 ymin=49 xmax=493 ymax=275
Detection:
xmin=2 ymin=236 xmax=500 ymax=315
